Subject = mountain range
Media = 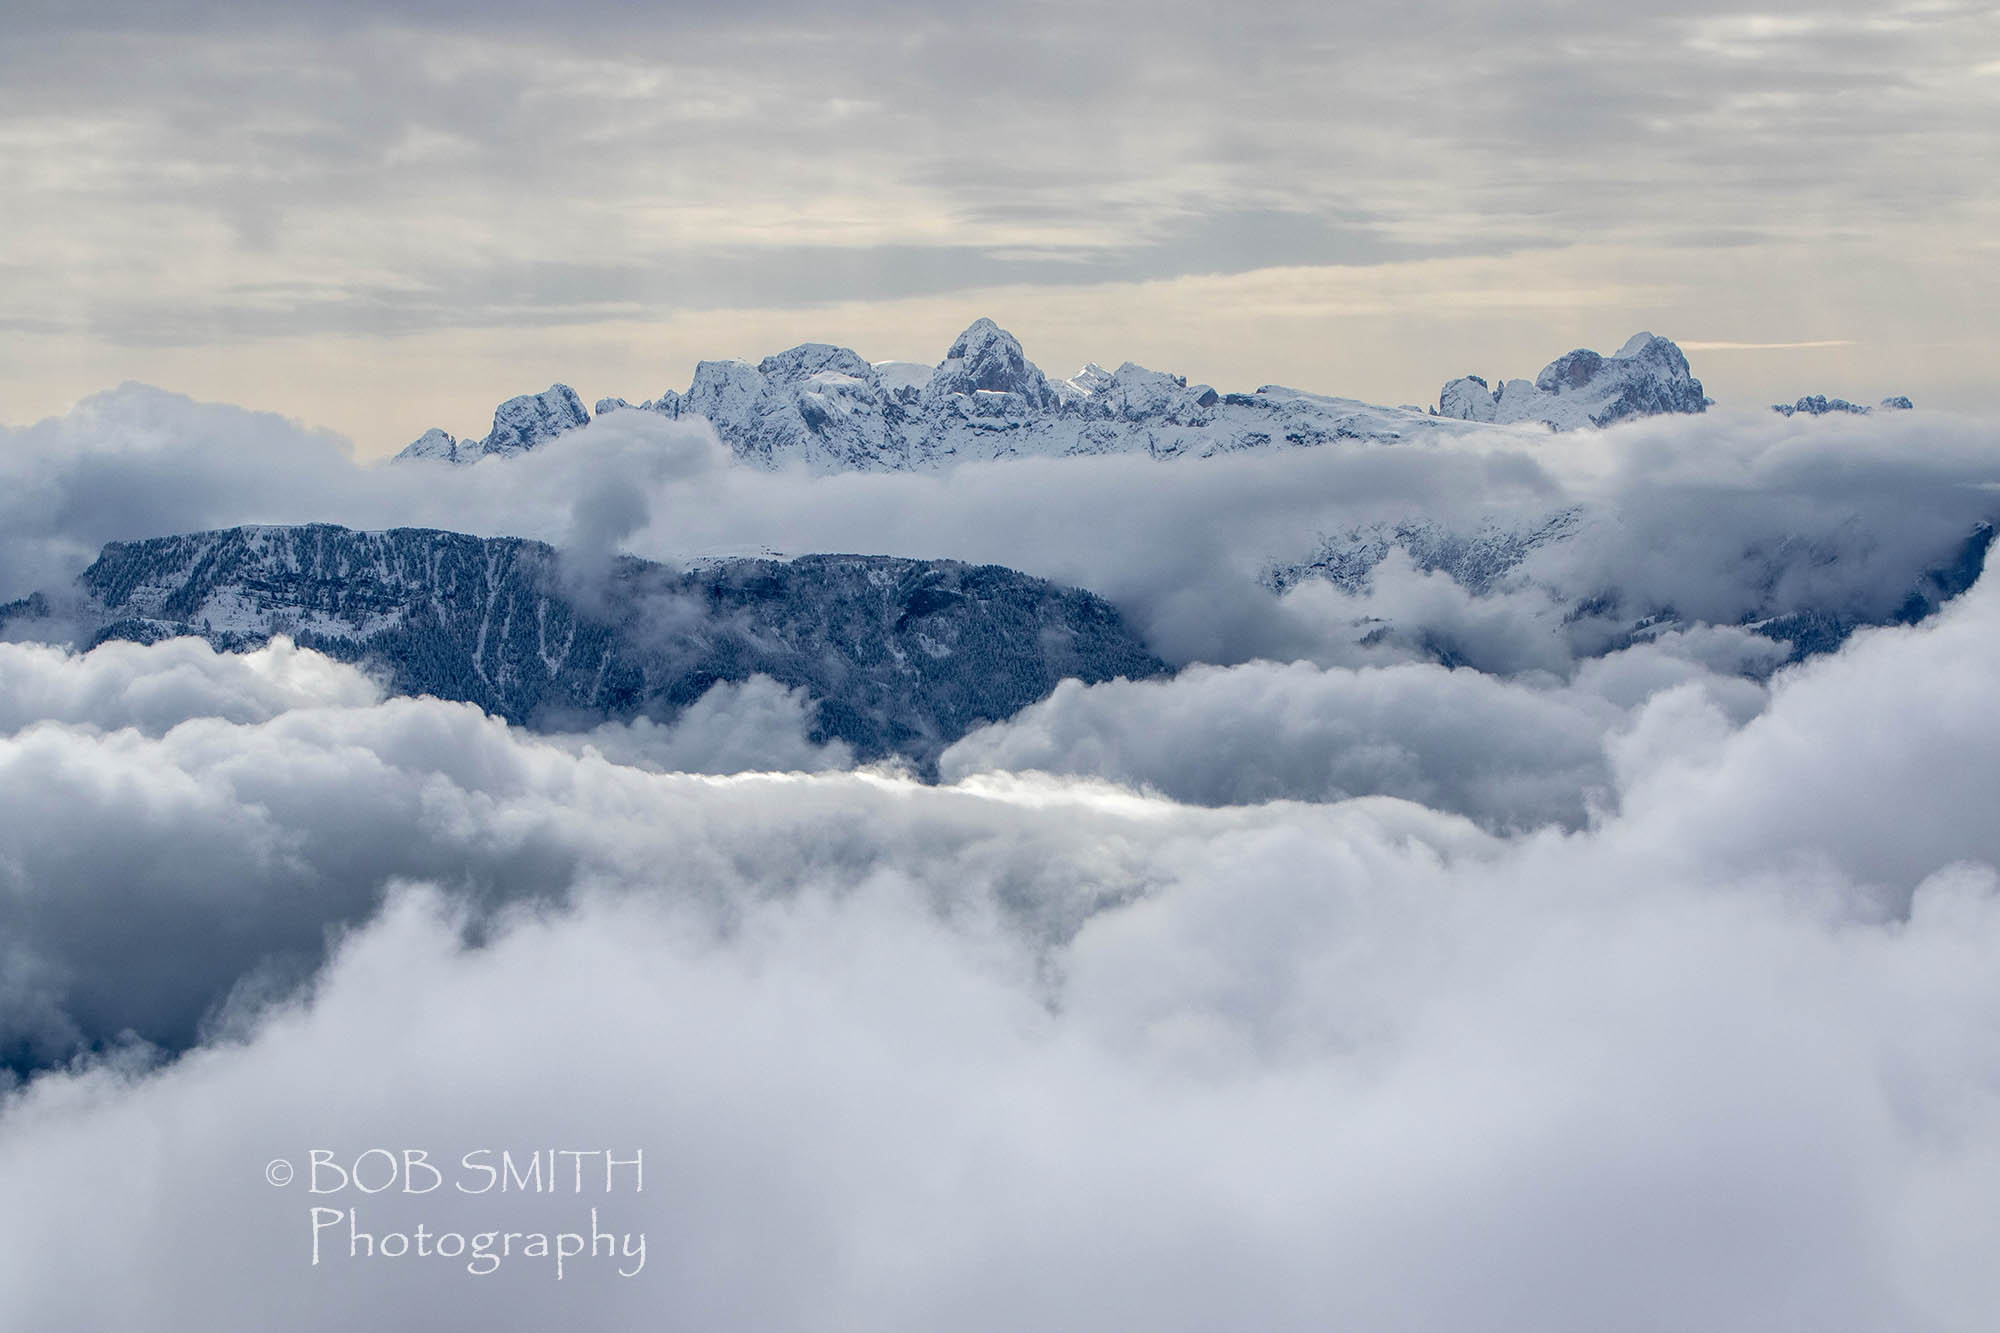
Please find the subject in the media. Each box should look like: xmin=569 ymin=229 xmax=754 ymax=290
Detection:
xmin=395 ymin=320 xmax=1735 ymax=472
xmin=1271 ymin=513 xmax=1993 ymax=668
xmin=1773 ymin=394 xmax=1916 ymax=417
xmin=1433 ymin=333 xmax=1711 ymax=430
xmin=0 ymin=524 xmax=1166 ymax=770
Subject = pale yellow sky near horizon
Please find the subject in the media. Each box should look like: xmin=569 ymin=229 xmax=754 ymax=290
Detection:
xmin=4 ymin=4 xmax=1995 ymax=455
xmin=4 ymin=237 xmax=1989 ymax=459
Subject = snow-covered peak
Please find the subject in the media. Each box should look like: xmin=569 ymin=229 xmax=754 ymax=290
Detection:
xmin=633 ymin=352 xmax=911 ymax=470
xmin=758 ymin=342 xmax=877 ymax=389
xmin=397 ymin=427 xmax=464 ymax=463
xmin=484 ymin=384 xmax=589 ymax=456
xmin=942 ymin=317 xmax=1016 ymax=371
xmin=1615 ymin=331 xmax=1669 ymax=360
xmin=1114 ymin=361 xmax=1184 ymax=394
xmin=873 ymin=360 xmax=933 ymax=401
xmin=397 ymin=384 xmax=589 ymax=463
xmin=684 ymin=360 xmax=771 ymax=422
xmin=923 ymin=318 xmax=1055 ymax=408
xmin=409 ymin=318 xmax=1580 ymax=474
xmin=1438 ymin=334 xmax=1708 ymax=430
xmin=1063 ymin=363 xmax=1117 ymax=397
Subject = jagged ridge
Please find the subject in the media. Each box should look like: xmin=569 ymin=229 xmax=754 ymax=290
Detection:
xmin=594 ymin=316 xmax=1480 ymax=471
xmin=1434 ymin=333 xmax=1710 ymax=430
xmin=398 ymin=320 xmax=1734 ymax=473
xmin=1772 ymin=394 xmax=1915 ymax=417
xmin=396 ymin=385 xmax=590 ymax=463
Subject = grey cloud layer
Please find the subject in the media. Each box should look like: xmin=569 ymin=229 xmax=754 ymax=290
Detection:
xmin=2 ymin=2 xmax=1993 ymax=343
xmin=1 ymin=388 xmax=1995 ymax=1049
xmin=4 ymin=554 xmax=2000 ymax=1328
xmin=6 ymin=387 xmax=1997 ymax=677
xmin=5 ymin=384 xmax=2000 ymax=1325
xmin=938 ymin=636 xmax=1775 ymax=830
xmin=0 ymin=638 xmax=857 ymax=1062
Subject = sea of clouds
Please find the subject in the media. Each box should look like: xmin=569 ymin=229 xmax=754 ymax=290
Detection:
xmin=4 ymin=389 xmax=2000 ymax=1329
xmin=7 ymin=384 xmax=1998 ymax=668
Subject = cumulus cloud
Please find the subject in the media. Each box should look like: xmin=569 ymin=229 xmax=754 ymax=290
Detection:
xmin=0 ymin=634 xmax=382 ymax=735
xmin=939 ymin=626 xmax=1776 ymax=830
xmin=554 ymin=676 xmax=856 ymax=777
xmin=0 ymin=647 xmax=855 ymax=1065
xmin=3 ymin=558 xmax=2000 ymax=1327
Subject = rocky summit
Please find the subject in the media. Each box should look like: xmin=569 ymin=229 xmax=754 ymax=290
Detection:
xmin=3 ymin=524 xmax=1167 ymax=770
xmin=1434 ymin=333 xmax=1710 ymax=430
xmin=395 ymin=384 xmax=590 ymax=462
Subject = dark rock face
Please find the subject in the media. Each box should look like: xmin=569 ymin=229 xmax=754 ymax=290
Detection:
xmin=23 ymin=525 xmax=1167 ymax=769
xmin=923 ymin=317 xmax=1057 ymax=408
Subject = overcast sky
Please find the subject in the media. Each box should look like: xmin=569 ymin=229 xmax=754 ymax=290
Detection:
xmin=3 ymin=0 xmax=1996 ymax=453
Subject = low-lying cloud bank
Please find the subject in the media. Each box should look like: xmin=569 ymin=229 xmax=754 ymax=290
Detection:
xmin=940 ymin=624 xmax=1776 ymax=829
xmin=2 ymin=544 xmax=1999 ymax=1327
xmin=6 ymin=386 xmax=1999 ymax=677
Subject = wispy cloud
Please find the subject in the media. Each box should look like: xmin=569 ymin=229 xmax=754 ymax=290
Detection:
xmin=1680 ymin=340 xmax=1859 ymax=351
